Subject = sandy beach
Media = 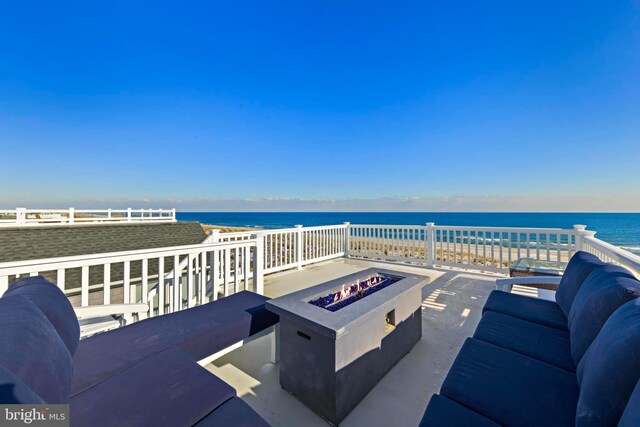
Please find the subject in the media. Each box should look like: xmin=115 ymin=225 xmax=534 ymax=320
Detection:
xmin=200 ymin=223 xmax=258 ymax=233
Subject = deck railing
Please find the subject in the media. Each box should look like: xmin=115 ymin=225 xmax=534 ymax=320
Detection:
xmin=432 ymin=225 xmax=577 ymax=272
xmin=348 ymin=223 xmax=579 ymax=273
xmin=0 ymin=238 xmax=263 ymax=319
xmin=582 ymin=235 xmax=640 ymax=278
xmin=349 ymin=224 xmax=428 ymax=263
xmin=217 ymin=224 xmax=347 ymax=273
xmin=215 ymin=223 xmax=591 ymax=275
xmin=0 ymin=207 xmax=176 ymax=227
xmin=2 ymin=221 xmax=639 ymax=327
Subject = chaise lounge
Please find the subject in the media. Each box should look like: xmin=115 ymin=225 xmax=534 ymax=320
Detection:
xmin=0 ymin=276 xmax=278 ymax=426
xmin=420 ymin=251 xmax=640 ymax=426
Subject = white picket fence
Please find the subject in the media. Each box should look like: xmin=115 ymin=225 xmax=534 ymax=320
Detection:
xmin=0 ymin=207 xmax=176 ymax=227
xmin=1 ymin=221 xmax=639 ymax=330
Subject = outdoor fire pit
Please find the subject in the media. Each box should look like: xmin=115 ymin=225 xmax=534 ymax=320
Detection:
xmin=265 ymin=268 xmax=428 ymax=425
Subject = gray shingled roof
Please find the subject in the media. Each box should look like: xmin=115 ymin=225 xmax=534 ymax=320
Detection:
xmin=0 ymin=222 xmax=207 ymax=306
xmin=0 ymin=222 xmax=206 ymax=263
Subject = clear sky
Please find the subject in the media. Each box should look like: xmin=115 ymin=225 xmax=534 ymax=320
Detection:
xmin=0 ymin=1 xmax=638 ymax=211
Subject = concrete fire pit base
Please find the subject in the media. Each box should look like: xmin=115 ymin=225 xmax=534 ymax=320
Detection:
xmin=266 ymin=268 xmax=428 ymax=425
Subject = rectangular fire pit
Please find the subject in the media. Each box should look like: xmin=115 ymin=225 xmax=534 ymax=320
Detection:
xmin=265 ymin=268 xmax=428 ymax=425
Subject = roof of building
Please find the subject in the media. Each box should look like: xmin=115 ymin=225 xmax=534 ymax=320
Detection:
xmin=0 ymin=222 xmax=207 ymax=263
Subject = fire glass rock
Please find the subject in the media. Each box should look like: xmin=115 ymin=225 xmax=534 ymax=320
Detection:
xmin=308 ymin=274 xmax=401 ymax=312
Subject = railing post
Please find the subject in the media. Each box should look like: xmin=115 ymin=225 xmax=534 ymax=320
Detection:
xmin=172 ymin=208 xmax=177 ymax=222
xmin=343 ymin=222 xmax=351 ymax=258
xmin=573 ymin=224 xmax=587 ymax=251
xmin=127 ymin=208 xmax=132 ymax=222
xmin=68 ymin=207 xmax=75 ymax=224
xmin=207 ymin=228 xmax=221 ymax=243
xmin=16 ymin=208 xmax=27 ymax=225
xmin=107 ymin=208 xmax=112 ymax=219
xmin=295 ymin=225 xmax=304 ymax=270
xmin=252 ymin=234 xmax=264 ymax=294
xmin=426 ymin=222 xmax=435 ymax=267
xmin=574 ymin=224 xmax=596 ymax=253
xmin=207 ymin=231 xmax=221 ymax=300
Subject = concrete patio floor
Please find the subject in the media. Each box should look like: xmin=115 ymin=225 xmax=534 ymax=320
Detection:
xmin=204 ymin=258 xmax=545 ymax=426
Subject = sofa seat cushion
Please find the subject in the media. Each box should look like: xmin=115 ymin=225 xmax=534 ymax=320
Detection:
xmin=70 ymin=347 xmax=235 ymax=427
xmin=555 ymin=251 xmax=605 ymax=317
xmin=418 ymin=395 xmax=501 ymax=427
xmin=440 ymin=338 xmax=579 ymax=427
xmin=5 ymin=276 xmax=80 ymax=355
xmin=0 ymin=295 xmax=74 ymax=403
xmin=194 ymin=397 xmax=270 ymax=427
xmin=576 ymin=298 xmax=640 ymax=427
xmin=567 ymin=265 xmax=640 ymax=365
xmin=618 ymin=379 xmax=640 ymax=427
xmin=483 ymin=290 xmax=568 ymax=330
xmin=72 ymin=291 xmax=278 ymax=396
xmin=473 ymin=311 xmax=574 ymax=372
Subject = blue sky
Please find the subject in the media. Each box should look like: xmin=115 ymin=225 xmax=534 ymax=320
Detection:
xmin=0 ymin=1 xmax=638 ymax=211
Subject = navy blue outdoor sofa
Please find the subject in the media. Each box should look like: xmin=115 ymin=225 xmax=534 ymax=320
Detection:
xmin=0 ymin=276 xmax=278 ymax=427
xmin=419 ymin=251 xmax=640 ymax=427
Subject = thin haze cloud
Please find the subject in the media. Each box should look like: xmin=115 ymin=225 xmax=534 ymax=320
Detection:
xmin=3 ymin=195 xmax=639 ymax=212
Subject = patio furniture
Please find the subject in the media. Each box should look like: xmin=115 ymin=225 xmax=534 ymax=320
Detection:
xmin=490 ymin=251 xmax=605 ymax=325
xmin=620 ymin=379 xmax=640 ymax=427
xmin=72 ymin=288 xmax=279 ymax=396
xmin=419 ymin=251 xmax=640 ymax=426
xmin=508 ymin=257 xmax=567 ymax=290
xmin=0 ymin=276 xmax=275 ymax=426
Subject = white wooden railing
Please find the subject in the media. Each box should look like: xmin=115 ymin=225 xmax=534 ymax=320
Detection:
xmin=431 ymin=225 xmax=577 ymax=272
xmin=302 ymin=224 xmax=347 ymax=265
xmin=2 ymin=221 xmax=639 ymax=331
xmin=214 ymin=222 xmax=582 ymax=275
xmin=145 ymin=238 xmax=262 ymax=316
xmin=0 ymin=238 xmax=263 ymax=320
xmin=348 ymin=223 xmax=579 ymax=273
xmin=217 ymin=224 xmax=347 ymax=273
xmin=0 ymin=207 xmax=176 ymax=227
xmin=349 ymin=224 xmax=428 ymax=263
xmin=582 ymin=235 xmax=640 ymax=279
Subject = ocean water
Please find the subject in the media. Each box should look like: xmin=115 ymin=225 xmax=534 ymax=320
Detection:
xmin=176 ymin=212 xmax=640 ymax=254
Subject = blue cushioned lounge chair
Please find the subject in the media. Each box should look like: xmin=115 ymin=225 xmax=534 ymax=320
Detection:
xmin=0 ymin=276 xmax=276 ymax=427
xmin=419 ymin=252 xmax=640 ymax=426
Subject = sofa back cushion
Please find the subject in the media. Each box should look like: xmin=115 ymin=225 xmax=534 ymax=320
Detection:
xmin=568 ymin=265 xmax=640 ymax=365
xmin=576 ymin=298 xmax=640 ymax=427
xmin=555 ymin=251 xmax=605 ymax=317
xmin=618 ymin=378 xmax=640 ymax=427
xmin=5 ymin=276 xmax=80 ymax=355
xmin=0 ymin=295 xmax=74 ymax=403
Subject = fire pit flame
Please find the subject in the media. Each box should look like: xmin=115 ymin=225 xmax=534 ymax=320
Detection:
xmin=308 ymin=273 xmax=401 ymax=312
